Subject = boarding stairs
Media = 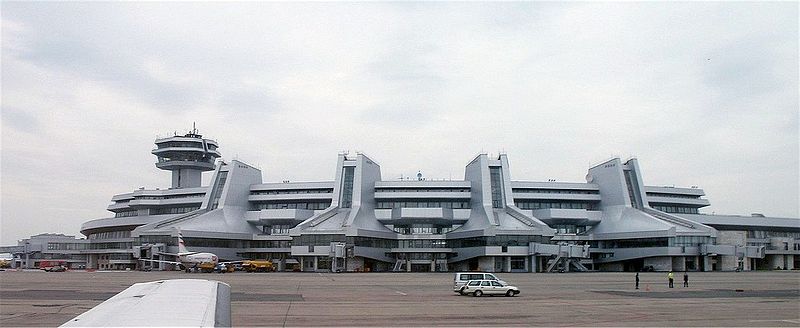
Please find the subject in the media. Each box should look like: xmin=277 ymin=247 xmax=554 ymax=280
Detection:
xmin=392 ymin=260 xmax=407 ymax=272
xmin=546 ymin=256 xmax=589 ymax=273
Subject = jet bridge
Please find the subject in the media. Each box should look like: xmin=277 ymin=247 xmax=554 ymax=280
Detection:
xmin=530 ymin=243 xmax=591 ymax=272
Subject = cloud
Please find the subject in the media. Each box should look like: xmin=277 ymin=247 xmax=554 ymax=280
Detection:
xmin=1 ymin=2 xmax=797 ymax=243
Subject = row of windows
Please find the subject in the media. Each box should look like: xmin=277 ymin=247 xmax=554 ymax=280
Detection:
xmin=134 ymin=194 xmax=205 ymax=200
xmin=150 ymin=206 xmax=200 ymax=215
xmin=348 ymin=237 xmax=396 ymax=248
xmin=646 ymin=193 xmax=701 ymax=199
xmin=515 ymin=201 xmax=598 ymax=210
xmin=374 ymin=188 xmax=470 ymax=193
xmin=747 ymin=230 xmax=800 ymax=239
xmin=261 ymin=225 xmax=292 ymax=235
xmin=671 ymin=236 xmax=714 ymax=247
xmin=90 ymin=242 xmax=132 ymax=250
xmin=103 ymin=254 xmax=134 ymax=260
xmin=184 ymin=238 xmax=247 ymax=249
xmin=236 ymin=252 xmax=293 ymax=260
xmin=594 ymin=238 xmax=669 ymax=249
xmin=247 ymin=240 xmax=292 ymax=248
xmin=251 ymin=189 xmax=333 ymax=195
xmin=448 ymin=235 xmax=550 ymax=248
xmin=513 ymin=189 xmax=598 ymax=194
xmin=395 ymin=253 xmax=449 ymax=260
xmin=390 ymin=224 xmax=461 ymax=235
xmin=88 ymin=231 xmax=131 ymax=240
xmin=375 ymin=201 xmax=470 ymax=209
xmin=292 ymin=234 xmax=347 ymax=246
xmin=47 ymin=243 xmax=88 ymax=250
xmin=157 ymin=141 xmax=204 ymax=149
xmin=253 ymin=202 xmax=331 ymax=210
xmin=651 ymin=205 xmax=700 ymax=214
xmin=157 ymin=156 xmax=214 ymax=163
xmin=397 ymin=239 xmax=448 ymax=248
xmin=135 ymin=236 xmax=176 ymax=246
xmin=553 ymin=225 xmax=589 ymax=235
xmin=115 ymin=211 xmax=138 ymax=218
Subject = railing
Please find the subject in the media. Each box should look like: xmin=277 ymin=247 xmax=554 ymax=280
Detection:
xmin=643 ymin=208 xmax=695 ymax=229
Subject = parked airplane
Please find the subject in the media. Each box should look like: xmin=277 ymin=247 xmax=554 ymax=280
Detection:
xmin=138 ymin=233 xmax=227 ymax=272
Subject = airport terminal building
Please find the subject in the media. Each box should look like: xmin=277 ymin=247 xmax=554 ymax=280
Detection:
xmin=7 ymin=129 xmax=799 ymax=272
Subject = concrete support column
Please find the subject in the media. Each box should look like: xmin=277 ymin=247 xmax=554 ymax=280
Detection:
xmin=430 ymin=258 xmax=436 ymax=272
xmin=703 ymin=256 xmax=712 ymax=271
xmin=786 ymin=255 xmax=794 ymax=270
xmin=530 ymin=256 xmax=537 ymax=273
xmin=672 ymin=256 xmax=686 ymax=271
xmin=505 ymin=256 xmax=511 ymax=273
xmin=313 ymin=256 xmax=318 ymax=272
xmin=406 ymin=253 xmax=411 ymax=272
xmin=769 ymin=255 xmax=785 ymax=270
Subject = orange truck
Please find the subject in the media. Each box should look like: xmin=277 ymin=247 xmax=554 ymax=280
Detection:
xmin=242 ymin=260 xmax=275 ymax=272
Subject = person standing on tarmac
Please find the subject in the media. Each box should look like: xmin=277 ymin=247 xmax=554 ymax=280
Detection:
xmin=668 ymin=271 xmax=675 ymax=288
xmin=683 ymin=271 xmax=689 ymax=287
xmin=635 ymin=272 xmax=640 ymax=289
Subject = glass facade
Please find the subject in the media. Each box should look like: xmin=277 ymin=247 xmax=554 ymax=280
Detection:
xmin=88 ymin=231 xmax=131 ymax=239
xmin=375 ymin=188 xmax=470 ymax=193
xmin=252 ymin=189 xmax=333 ymax=195
xmin=513 ymin=189 xmax=598 ymax=194
xmin=489 ymin=167 xmax=504 ymax=208
xmin=650 ymin=205 xmax=699 ymax=214
xmin=150 ymin=206 xmax=200 ymax=215
xmin=375 ymin=201 xmax=470 ymax=209
xmin=391 ymin=224 xmax=460 ymax=235
xmin=515 ymin=201 xmax=598 ymax=210
xmin=595 ymin=238 xmax=669 ymax=248
xmin=340 ymin=167 xmax=355 ymax=208
xmin=253 ymin=201 xmax=331 ymax=210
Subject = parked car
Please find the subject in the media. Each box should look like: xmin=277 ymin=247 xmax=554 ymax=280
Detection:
xmin=453 ymin=272 xmax=506 ymax=295
xmin=461 ymin=279 xmax=520 ymax=297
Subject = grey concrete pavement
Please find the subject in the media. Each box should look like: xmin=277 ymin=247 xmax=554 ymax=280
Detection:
xmin=1 ymin=270 xmax=799 ymax=326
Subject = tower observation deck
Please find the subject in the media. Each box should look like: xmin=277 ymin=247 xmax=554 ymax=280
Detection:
xmin=152 ymin=125 xmax=221 ymax=188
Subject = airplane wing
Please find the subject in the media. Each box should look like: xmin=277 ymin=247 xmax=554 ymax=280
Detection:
xmin=61 ymin=279 xmax=231 ymax=327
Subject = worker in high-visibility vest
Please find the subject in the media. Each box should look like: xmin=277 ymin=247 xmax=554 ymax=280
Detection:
xmin=667 ymin=271 xmax=674 ymax=288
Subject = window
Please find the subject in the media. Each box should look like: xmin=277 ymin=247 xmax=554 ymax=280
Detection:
xmin=481 ymin=281 xmax=491 ymax=287
xmin=468 ymin=281 xmax=481 ymax=286
xmin=340 ymin=167 xmax=355 ymax=208
xmin=489 ymin=167 xmax=504 ymax=208
xmin=492 ymin=281 xmax=503 ymax=287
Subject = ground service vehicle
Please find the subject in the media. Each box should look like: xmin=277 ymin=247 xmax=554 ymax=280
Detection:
xmin=461 ymin=279 xmax=520 ymax=297
xmin=242 ymin=260 xmax=274 ymax=272
xmin=39 ymin=260 xmax=67 ymax=272
xmin=453 ymin=272 xmax=506 ymax=294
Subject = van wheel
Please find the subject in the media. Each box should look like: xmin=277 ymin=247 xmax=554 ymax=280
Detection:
xmin=474 ymin=290 xmax=482 ymax=297
xmin=506 ymin=290 xmax=514 ymax=297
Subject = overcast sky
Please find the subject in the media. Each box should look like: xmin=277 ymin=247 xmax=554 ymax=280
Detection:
xmin=1 ymin=2 xmax=798 ymax=244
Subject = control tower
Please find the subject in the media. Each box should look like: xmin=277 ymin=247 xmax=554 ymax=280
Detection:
xmin=152 ymin=125 xmax=221 ymax=188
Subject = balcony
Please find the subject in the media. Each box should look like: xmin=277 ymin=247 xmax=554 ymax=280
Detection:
xmin=377 ymin=208 xmax=467 ymax=225
xmin=247 ymin=209 xmax=315 ymax=225
xmin=529 ymin=209 xmax=601 ymax=226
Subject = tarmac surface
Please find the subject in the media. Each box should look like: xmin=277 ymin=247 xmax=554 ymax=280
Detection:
xmin=1 ymin=270 xmax=799 ymax=327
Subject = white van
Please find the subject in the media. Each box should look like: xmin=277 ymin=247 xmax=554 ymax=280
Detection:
xmin=453 ymin=272 xmax=506 ymax=294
